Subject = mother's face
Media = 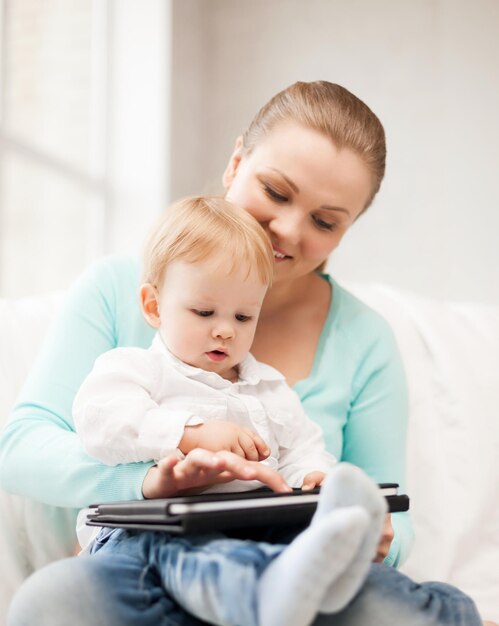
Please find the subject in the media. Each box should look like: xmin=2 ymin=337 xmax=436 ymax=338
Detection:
xmin=223 ymin=122 xmax=373 ymax=283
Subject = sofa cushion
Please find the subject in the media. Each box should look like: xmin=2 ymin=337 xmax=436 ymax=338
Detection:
xmin=0 ymin=292 xmax=68 ymax=619
xmin=0 ymin=293 xmax=63 ymax=428
xmin=348 ymin=283 xmax=499 ymax=621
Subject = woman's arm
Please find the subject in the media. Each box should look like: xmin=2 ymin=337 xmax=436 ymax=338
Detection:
xmin=297 ymin=280 xmax=414 ymax=567
xmin=342 ymin=317 xmax=414 ymax=568
xmin=0 ymin=257 xmax=155 ymax=508
xmin=0 ymin=257 xmax=291 ymax=508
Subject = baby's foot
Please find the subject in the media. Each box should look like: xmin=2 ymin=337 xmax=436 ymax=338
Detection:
xmin=315 ymin=464 xmax=387 ymax=613
xmin=258 ymin=506 xmax=369 ymax=626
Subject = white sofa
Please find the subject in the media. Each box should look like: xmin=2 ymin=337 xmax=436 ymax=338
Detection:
xmin=1 ymin=284 xmax=498 ymax=624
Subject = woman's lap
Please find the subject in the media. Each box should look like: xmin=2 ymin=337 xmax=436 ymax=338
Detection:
xmin=323 ymin=565 xmax=482 ymax=626
xmin=7 ymin=550 xmax=207 ymax=626
xmin=7 ymin=544 xmax=482 ymax=626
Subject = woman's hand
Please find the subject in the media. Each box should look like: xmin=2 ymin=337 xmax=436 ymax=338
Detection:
xmin=142 ymin=448 xmax=292 ymax=499
xmin=373 ymin=513 xmax=394 ymax=562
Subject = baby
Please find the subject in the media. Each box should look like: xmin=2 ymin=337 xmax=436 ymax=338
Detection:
xmin=74 ymin=196 xmax=386 ymax=626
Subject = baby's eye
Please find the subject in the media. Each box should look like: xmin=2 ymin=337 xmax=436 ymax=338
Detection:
xmin=235 ymin=313 xmax=251 ymax=322
xmin=193 ymin=310 xmax=214 ymax=317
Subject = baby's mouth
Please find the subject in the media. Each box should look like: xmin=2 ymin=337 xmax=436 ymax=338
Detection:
xmin=206 ymin=350 xmax=227 ymax=362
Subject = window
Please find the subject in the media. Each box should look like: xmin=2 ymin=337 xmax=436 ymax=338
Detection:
xmin=0 ymin=0 xmax=108 ymax=296
xmin=0 ymin=0 xmax=169 ymax=297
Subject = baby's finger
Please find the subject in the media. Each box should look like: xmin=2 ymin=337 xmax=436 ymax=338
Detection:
xmin=231 ymin=442 xmax=248 ymax=459
xmin=238 ymin=432 xmax=260 ymax=461
xmin=246 ymin=430 xmax=270 ymax=460
xmin=215 ymin=451 xmax=292 ymax=493
xmin=180 ymin=448 xmax=227 ymax=477
xmin=301 ymin=472 xmax=324 ymax=491
xmin=301 ymin=477 xmax=317 ymax=491
xmin=156 ymin=455 xmax=180 ymax=478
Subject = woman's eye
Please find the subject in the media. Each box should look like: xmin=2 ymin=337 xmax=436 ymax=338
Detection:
xmin=312 ymin=215 xmax=336 ymax=231
xmin=194 ymin=310 xmax=214 ymax=317
xmin=235 ymin=313 xmax=251 ymax=322
xmin=264 ymin=185 xmax=288 ymax=203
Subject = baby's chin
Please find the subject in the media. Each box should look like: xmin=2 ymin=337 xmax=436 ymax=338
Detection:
xmin=178 ymin=352 xmax=236 ymax=380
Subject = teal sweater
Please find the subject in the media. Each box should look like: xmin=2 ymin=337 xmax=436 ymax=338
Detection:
xmin=0 ymin=256 xmax=413 ymax=566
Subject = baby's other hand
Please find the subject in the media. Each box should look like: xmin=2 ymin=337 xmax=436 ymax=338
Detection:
xmin=301 ymin=471 xmax=326 ymax=491
xmin=179 ymin=420 xmax=270 ymax=461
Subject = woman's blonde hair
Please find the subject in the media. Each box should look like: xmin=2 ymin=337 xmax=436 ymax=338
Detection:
xmin=142 ymin=196 xmax=274 ymax=287
xmin=242 ymin=81 xmax=386 ymax=211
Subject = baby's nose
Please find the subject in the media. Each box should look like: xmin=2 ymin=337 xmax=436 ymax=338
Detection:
xmin=213 ymin=324 xmax=234 ymax=340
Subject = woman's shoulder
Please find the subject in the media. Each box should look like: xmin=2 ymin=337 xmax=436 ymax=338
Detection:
xmin=329 ymin=277 xmax=396 ymax=343
xmin=313 ymin=275 xmax=402 ymax=379
xmin=73 ymin=255 xmax=140 ymax=293
xmin=318 ymin=276 xmax=406 ymax=397
xmin=67 ymin=255 xmax=140 ymax=309
xmin=62 ymin=255 xmax=148 ymax=346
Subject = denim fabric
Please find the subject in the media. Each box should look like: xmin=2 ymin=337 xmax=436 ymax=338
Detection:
xmin=8 ymin=529 xmax=482 ymax=626
xmin=92 ymin=527 xmax=283 ymax=626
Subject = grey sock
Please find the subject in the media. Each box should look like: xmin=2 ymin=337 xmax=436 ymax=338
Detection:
xmin=258 ymin=506 xmax=369 ymax=626
xmin=316 ymin=464 xmax=387 ymax=613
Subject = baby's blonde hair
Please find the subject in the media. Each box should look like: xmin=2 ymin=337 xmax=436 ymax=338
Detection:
xmin=142 ymin=196 xmax=274 ymax=287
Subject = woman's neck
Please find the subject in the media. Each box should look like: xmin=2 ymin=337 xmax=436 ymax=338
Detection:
xmin=260 ymin=272 xmax=321 ymax=319
xmin=252 ymin=270 xmax=331 ymax=385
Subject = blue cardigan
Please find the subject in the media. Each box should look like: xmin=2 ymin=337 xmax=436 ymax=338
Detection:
xmin=0 ymin=256 xmax=413 ymax=566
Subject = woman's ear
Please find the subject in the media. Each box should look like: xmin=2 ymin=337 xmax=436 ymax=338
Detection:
xmin=140 ymin=283 xmax=161 ymax=328
xmin=222 ymin=135 xmax=244 ymax=189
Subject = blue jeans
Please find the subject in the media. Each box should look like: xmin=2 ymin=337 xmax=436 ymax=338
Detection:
xmin=8 ymin=527 xmax=482 ymax=626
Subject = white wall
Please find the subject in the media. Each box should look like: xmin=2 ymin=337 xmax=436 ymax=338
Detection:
xmin=106 ymin=0 xmax=171 ymax=256
xmin=170 ymin=0 xmax=499 ymax=304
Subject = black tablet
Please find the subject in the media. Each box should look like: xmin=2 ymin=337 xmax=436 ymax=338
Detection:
xmin=86 ymin=484 xmax=409 ymax=535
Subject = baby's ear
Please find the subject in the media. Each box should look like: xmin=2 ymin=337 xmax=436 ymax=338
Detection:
xmin=139 ymin=283 xmax=161 ymax=328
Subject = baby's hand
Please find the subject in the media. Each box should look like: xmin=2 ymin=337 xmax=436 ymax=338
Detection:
xmin=142 ymin=449 xmax=291 ymax=499
xmin=179 ymin=420 xmax=270 ymax=462
xmin=301 ymin=471 xmax=326 ymax=491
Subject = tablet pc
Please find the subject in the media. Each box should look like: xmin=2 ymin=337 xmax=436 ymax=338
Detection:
xmin=86 ymin=484 xmax=409 ymax=535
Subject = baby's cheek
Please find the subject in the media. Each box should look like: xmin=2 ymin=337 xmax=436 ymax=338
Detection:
xmin=170 ymin=330 xmax=199 ymax=362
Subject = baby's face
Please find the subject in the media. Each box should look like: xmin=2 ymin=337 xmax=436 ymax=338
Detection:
xmin=156 ymin=260 xmax=267 ymax=380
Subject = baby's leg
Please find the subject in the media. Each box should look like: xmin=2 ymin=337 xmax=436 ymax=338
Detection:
xmin=156 ymin=464 xmax=385 ymax=626
xmin=7 ymin=549 xmax=483 ymax=626
xmin=156 ymin=532 xmax=280 ymax=626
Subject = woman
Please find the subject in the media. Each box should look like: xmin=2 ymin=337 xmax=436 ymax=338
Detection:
xmin=1 ymin=81 xmax=482 ymax=625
